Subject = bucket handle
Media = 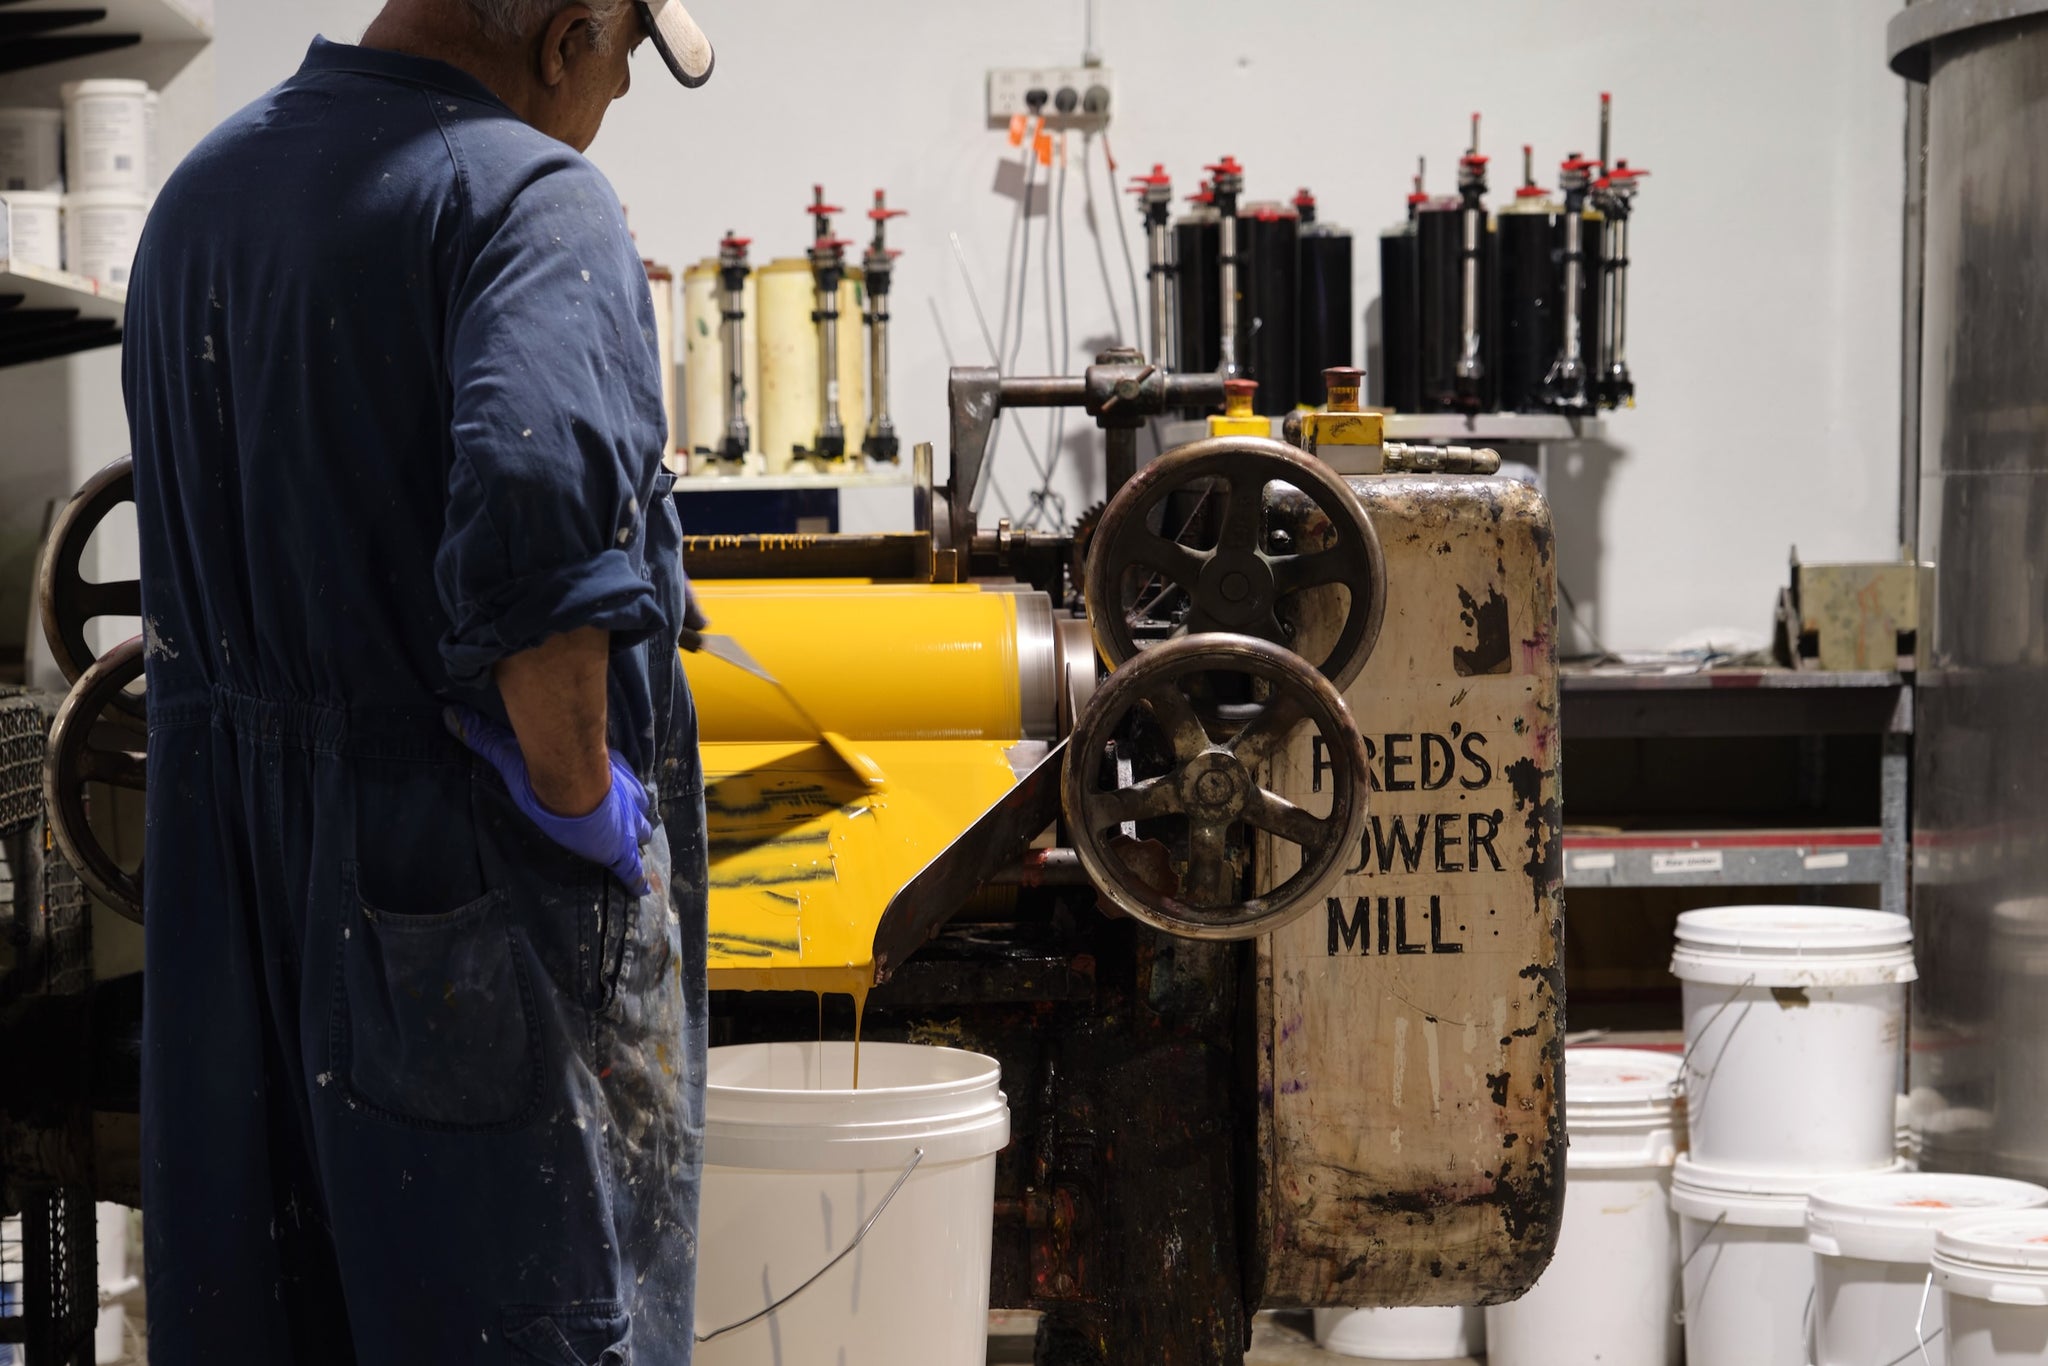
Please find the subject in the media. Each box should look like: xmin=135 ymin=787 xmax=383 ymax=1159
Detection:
xmin=1893 ymin=1270 xmax=1944 ymax=1366
xmin=1675 ymin=972 xmax=1758 ymax=1093
xmin=693 ymin=1145 xmax=926 ymax=1345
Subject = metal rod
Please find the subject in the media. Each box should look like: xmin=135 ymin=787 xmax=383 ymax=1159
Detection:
xmin=718 ymin=233 xmax=751 ymax=460
xmin=990 ymin=848 xmax=1089 ymax=885
xmin=1106 ymin=427 xmax=1137 ymax=495
xmin=863 ymin=190 xmax=903 ymax=461
xmin=999 ymin=376 xmax=1089 ymax=406
xmin=1209 ymin=157 xmax=1245 ymax=378
xmin=806 ymin=185 xmax=847 ymax=459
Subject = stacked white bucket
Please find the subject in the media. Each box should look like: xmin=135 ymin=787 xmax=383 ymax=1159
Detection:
xmin=0 ymin=81 xmax=155 ymax=284
xmin=693 ymin=1040 xmax=1010 ymax=1364
xmin=1808 ymin=1172 xmax=2048 ymax=1366
xmin=1669 ymin=905 xmax=1917 ymax=1366
xmin=1486 ymin=1047 xmax=1686 ymax=1365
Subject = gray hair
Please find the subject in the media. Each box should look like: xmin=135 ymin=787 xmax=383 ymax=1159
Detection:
xmin=460 ymin=0 xmax=635 ymax=49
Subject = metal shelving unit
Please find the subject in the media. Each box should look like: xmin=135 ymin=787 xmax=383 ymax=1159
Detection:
xmin=1560 ymin=667 xmax=1912 ymax=914
xmin=0 ymin=0 xmax=211 ymax=95
xmin=675 ymin=466 xmax=914 ymax=493
xmin=0 ymin=262 xmax=124 ymax=368
xmin=1158 ymin=411 xmax=1609 ymax=449
xmin=0 ymin=0 xmax=214 ymax=367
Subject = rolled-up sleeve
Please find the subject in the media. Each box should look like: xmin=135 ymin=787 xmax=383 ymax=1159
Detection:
xmin=435 ymin=159 xmax=669 ymax=688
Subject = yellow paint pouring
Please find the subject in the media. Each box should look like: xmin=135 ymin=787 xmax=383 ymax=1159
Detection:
xmin=687 ymin=583 xmax=1036 ymax=1084
xmin=699 ymin=739 xmax=1022 ymax=993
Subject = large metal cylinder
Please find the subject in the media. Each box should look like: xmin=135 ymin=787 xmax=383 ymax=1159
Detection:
xmin=1893 ymin=4 xmax=2048 ymax=1179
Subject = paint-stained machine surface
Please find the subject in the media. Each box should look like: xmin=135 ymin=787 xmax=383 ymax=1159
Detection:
xmin=1257 ymin=474 xmax=1564 ymax=1306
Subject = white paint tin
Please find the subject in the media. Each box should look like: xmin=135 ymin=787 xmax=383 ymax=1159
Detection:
xmin=1674 ymin=1155 xmax=1904 ymax=1366
xmin=63 ymin=191 xmax=148 ymax=288
xmin=62 ymin=80 xmax=151 ymax=194
xmin=1810 ymin=1172 xmax=2048 ymax=1366
xmin=0 ymin=109 xmax=63 ymax=193
xmin=1 ymin=191 xmax=63 ymax=270
xmin=1936 ymin=1212 xmax=2048 ymax=1366
xmin=1673 ymin=905 xmax=1914 ymax=1173
xmin=1312 ymin=1306 xmax=1484 ymax=1360
xmin=1487 ymin=1048 xmax=1684 ymax=1366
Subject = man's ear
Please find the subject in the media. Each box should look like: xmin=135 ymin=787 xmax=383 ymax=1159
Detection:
xmin=536 ymin=4 xmax=598 ymax=89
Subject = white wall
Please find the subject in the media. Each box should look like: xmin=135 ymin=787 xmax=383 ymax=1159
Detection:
xmin=213 ymin=0 xmax=1906 ymax=652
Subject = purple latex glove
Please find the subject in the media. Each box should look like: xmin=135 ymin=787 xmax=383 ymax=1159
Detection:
xmin=444 ymin=706 xmax=653 ymax=895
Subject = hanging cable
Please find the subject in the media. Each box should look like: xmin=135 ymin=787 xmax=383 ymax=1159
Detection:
xmin=949 ymin=230 xmax=1047 ymax=518
xmin=1026 ymin=134 xmax=1074 ymax=531
xmin=1101 ymin=132 xmax=1146 ymax=357
xmin=1007 ymin=145 xmax=1039 ymax=376
xmin=1078 ymin=134 xmax=1126 ymax=347
xmin=993 ymin=140 xmax=1032 ymax=379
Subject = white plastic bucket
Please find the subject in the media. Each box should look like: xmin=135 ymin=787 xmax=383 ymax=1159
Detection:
xmin=1674 ymin=1154 xmax=1906 ymax=1366
xmin=62 ymin=191 xmax=147 ymax=288
xmin=0 ymin=192 xmax=62 ymax=270
xmin=0 ymin=109 xmax=63 ymax=193
xmin=1311 ymin=1305 xmax=1484 ymax=1359
xmin=62 ymin=80 xmax=150 ymax=193
xmin=1809 ymin=1172 xmax=2048 ymax=1366
xmin=1672 ymin=905 xmax=1915 ymax=1173
xmin=1487 ymin=1048 xmax=1684 ymax=1366
xmin=1936 ymin=1211 xmax=2048 ymax=1366
xmin=694 ymin=1041 xmax=1009 ymax=1365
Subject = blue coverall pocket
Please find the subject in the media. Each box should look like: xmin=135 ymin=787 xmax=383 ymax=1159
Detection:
xmin=503 ymin=1302 xmax=630 ymax=1365
xmin=331 ymin=864 xmax=543 ymax=1132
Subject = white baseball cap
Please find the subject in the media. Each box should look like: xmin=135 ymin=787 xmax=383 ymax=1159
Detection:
xmin=635 ymin=0 xmax=713 ymax=87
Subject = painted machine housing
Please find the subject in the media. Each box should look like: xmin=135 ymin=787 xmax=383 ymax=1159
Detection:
xmin=1258 ymin=474 xmax=1564 ymax=1306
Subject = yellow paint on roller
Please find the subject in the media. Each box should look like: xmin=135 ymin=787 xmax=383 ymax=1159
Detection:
xmin=700 ymin=739 xmax=1022 ymax=993
xmin=683 ymin=585 xmax=1025 ymax=743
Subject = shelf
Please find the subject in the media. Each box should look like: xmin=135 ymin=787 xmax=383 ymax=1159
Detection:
xmin=0 ymin=0 xmax=211 ymax=100
xmin=1562 ymin=668 xmax=1912 ymax=739
xmin=1158 ymin=412 xmax=1608 ymax=449
xmin=0 ymin=258 xmax=123 ymax=367
xmin=1383 ymin=413 xmax=1606 ymax=444
xmin=674 ymin=467 xmax=915 ymax=494
xmin=1565 ymin=828 xmax=1887 ymax=888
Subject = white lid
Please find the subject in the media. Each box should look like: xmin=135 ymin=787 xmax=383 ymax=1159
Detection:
xmin=60 ymin=79 xmax=151 ymax=100
xmin=1934 ymin=1212 xmax=2048 ymax=1306
xmin=1568 ymin=1047 xmax=1682 ymax=1112
xmin=0 ymin=191 xmax=61 ymax=207
xmin=1671 ymin=905 xmax=1917 ymax=987
xmin=1808 ymin=1174 xmax=2048 ymax=1262
xmin=1672 ymin=1154 xmax=1907 ymax=1229
xmin=1565 ymin=1049 xmax=1684 ymax=1168
xmin=0 ymin=108 xmax=64 ymax=124
xmin=62 ymin=190 xmax=150 ymax=209
xmin=703 ymin=1041 xmax=1010 ymax=1171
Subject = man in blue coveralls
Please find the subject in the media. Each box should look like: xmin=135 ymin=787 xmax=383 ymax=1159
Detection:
xmin=121 ymin=1 xmax=717 ymax=1360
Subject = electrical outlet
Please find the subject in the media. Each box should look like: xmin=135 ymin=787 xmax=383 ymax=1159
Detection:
xmin=986 ymin=67 xmax=1114 ymax=132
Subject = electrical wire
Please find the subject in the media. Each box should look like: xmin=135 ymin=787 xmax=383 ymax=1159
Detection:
xmin=947 ymin=231 xmax=1044 ymax=517
xmin=1100 ymin=132 xmax=1146 ymax=359
xmin=993 ymin=141 xmax=1031 ymax=378
xmin=1078 ymin=134 xmax=1125 ymax=347
xmin=1007 ymin=147 xmax=1038 ymax=376
xmin=1025 ymin=134 xmax=1074 ymax=531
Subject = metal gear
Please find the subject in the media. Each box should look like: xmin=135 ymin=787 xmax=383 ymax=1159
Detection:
xmin=1068 ymin=500 xmax=1108 ymax=607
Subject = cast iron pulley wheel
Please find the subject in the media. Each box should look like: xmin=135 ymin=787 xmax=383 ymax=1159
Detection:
xmin=38 ymin=455 xmax=141 ymax=712
xmin=1083 ymin=436 xmax=1386 ymax=690
xmin=1061 ymin=632 xmax=1370 ymax=941
xmin=44 ymin=636 xmax=146 ymax=923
